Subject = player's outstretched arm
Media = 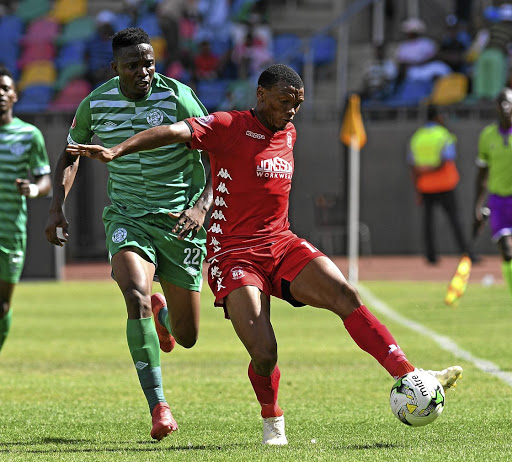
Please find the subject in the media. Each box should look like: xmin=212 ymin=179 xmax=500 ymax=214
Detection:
xmin=66 ymin=121 xmax=193 ymax=163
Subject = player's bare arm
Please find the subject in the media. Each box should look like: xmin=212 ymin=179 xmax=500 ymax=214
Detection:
xmin=170 ymin=170 xmax=213 ymax=240
xmin=15 ymin=174 xmax=51 ymax=198
xmin=45 ymin=148 xmax=80 ymax=246
xmin=66 ymin=121 xmax=193 ymax=162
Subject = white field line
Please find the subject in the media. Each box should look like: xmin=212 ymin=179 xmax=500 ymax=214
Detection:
xmin=358 ymin=285 xmax=512 ymax=388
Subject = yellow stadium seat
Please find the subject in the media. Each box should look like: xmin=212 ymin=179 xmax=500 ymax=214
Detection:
xmin=49 ymin=0 xmax=87 ymax=24
xmin=428 ymin=73 xmax=468 ymax=105
xmin=151 ymin=37 xmax=167 ymax=62
xmin=18 ymin=61 xmax=57 ymax=91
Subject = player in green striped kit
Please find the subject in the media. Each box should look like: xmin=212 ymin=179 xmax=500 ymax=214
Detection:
xmin=0 ymin=66 xmax=51 ymax=354
xmin=45 ymin=28 xmax=213 ymax=440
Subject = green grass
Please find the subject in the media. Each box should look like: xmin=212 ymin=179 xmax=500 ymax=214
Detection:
xmin=1 ymin=279 xmax=511 ymax=461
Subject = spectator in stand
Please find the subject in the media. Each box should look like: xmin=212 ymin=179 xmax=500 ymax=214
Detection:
xmin=360 ymin=42 xmax=398 ymax=103
xmin=395 ymin=18 xmax=451 ymax=84
xmin=472 ymin=3 xmax=512 ymax=100
xmin=437 ymin=14 xmax=471 ymax=74
xmin=232 ymin=28 xmax=272 ymax=81
xmin=85 ymin=11 xmax=116 ymax=89
xmin=194 ymin=39 xmax=219 ymax=80
xmin=156 ymin=0 xmax=184 ymax=64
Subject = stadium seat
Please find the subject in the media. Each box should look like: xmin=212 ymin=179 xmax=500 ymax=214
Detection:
xmin=50 ymin=79 xmax=91 ymax=110
xmin=136 ymin=14 xmax=162 ymax=38
xmin=56 ymin=40 xmax=87 ymax=69
xmin=15 ymin=84 xmax=53 ymax=113
xmin=272 ymin=33 xmax=303 ymax=71
xmin=15 ymin=0 xmax=51 ymax=23
xmin=17 ymin=61 xmax=57 ymax=91
xmin=0 ymin=14 xmax=24 ymax=42
xmin=310 ymin=34 xmax=337 ymax=66
xmin=428 ymin=73 xmax=468 ymax=105
xmin=385 ymin=79 xmax=434 ymax=107
xmin=21 ymin=18 xmax=60 ymax=45
xmin=18 ymin=42 xmax=57 ymax=68
xmin=49 ymin=0 xmax=87 ymax=24
xmin=54 ymin=62 xmax=87 ymax=91
xmin=57 ymin=17 xmax=96 ymax=46
xmin=196 ymin=79 xmax=229 ymax=111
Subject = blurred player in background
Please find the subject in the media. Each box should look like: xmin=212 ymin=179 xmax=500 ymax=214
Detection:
xmin=45 ymin=28 xmax=213 ymax=440
xmin=0 ymin=66 xmax=51 ymax=353
xmin=408 ymin=105 xmax=473 ymax=264
xmin=66 ymin=64 xmax=463 ymax=446
xmin=474 ymin=87 xmax=512 ymax=298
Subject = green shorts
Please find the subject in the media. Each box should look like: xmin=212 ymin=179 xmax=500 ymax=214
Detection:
xmin=103 ymin=206 xmax=206 ymax=291
xmin=0 ymin=236 xmax=26 ymax=283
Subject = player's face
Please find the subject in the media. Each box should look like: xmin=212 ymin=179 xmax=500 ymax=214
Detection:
xmin=0 ymin=75 xmax=17 ymax=115
xmin=112 ymin=43 xmax=155 ymax=100
xmin=497 ymin=89 xmax=512 ymax=129
xmin=256 ymin=80 xmax=305 ymax=132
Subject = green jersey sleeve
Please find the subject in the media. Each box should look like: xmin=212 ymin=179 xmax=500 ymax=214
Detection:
xmin=29 ymin=126 xmax=50 ymax=176
xmin=68 ymin=95 xmax=94 ymax=144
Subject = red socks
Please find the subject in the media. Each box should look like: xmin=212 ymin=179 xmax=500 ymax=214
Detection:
xmin=344 ymin=305 xmax=415 ymax=379
xmin=248 ymin=362 xmax=283 ymax=418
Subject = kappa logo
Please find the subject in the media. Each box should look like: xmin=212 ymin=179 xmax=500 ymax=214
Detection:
xmin=112 ymin=228 xmax=127 ymax=243
xmin=287 ymin=132 xmax=293 ymax=148
xmin=231 ymin=266 xmax=244 ymax=280
xmin=210 ymin=265 xmax=222 ymax=278
xmin=256 ymin=157 xmax=293 ymax=179
xmin=246 ymin=130 xmax=265 ymax=140
xmin=211 ymin=210 xmax=226 ymax=221
xmin=216 ymin=182 xmax=230 ymax=194
xmin=146 ymin=109 xmax=164 ymax=126
xmin=214 ymin=196 xmax=228 ymax=207
xmin=218 ymin=168 xmax=232 ymax=179
xmin=209 ymin=223 xmax=223 ymax=234
xmin=196 ymin=115 xmax=214 ymax=126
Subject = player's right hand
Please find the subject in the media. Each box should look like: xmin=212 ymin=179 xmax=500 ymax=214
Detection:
xmin=66 ymin=144 xmax=116 ymax=163
xmin=45 ymin=210 xmax=69 ymax=247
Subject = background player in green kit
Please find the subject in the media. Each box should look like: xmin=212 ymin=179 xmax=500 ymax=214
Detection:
xmin=474 ymin=87 xmax=512 ymax=298
xmin=0 ymin=66 xmax=51 ymax=353
xmin=44 ymin=28 xmax=213 ymax=440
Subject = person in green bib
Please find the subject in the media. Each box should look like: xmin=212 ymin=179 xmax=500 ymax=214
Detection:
xmin=0 ymin=66 xmax=51 ymax=354
xmin=474 ymin=87 xmax=512 ymax=298
xmin=45 ymin=28 xmax=213 ymax=440
xmin=408 ymin=105 xmax=472 ymax=264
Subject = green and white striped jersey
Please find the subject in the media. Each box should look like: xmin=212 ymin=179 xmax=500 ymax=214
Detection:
xmin=0 ymin=117 xmax=50 ymax=240
xmin=68 ymin=73 xmax=208 ymax=217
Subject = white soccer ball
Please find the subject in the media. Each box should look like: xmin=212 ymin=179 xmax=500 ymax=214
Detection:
xmin=390 ymin=370 xmax=445 ymax=427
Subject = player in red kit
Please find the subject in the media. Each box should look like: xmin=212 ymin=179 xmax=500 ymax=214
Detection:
xmin=66 ymin=64 xmax=463 ymax=445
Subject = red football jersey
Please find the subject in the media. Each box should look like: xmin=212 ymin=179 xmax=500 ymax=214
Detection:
xmin=186 ymin=109 xmax=296 ymax=259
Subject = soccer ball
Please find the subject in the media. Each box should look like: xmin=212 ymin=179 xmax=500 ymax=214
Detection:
xmin=390 ymin=370 xmax=445 ymax=427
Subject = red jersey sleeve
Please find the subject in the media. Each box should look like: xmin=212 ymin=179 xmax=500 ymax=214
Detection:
xmin=186 ymin=112 xmax=239 ymax=157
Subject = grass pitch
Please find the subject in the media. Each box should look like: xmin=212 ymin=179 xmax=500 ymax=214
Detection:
xmin=1 ymin=278 xmax=511 ymax=461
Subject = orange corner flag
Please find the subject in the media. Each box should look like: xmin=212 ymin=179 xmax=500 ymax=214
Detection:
xmin=340 ymin=94 xmax=367 ymax=149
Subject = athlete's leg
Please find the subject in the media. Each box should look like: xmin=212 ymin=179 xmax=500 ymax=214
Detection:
xmin=225 ymin=286 xmax=286 ymax=444
xmin=112 ymin=248 xmax=177 ymax=439
xmin=158 ymin=278 xmax=201 ymax=349
xmin=289 ymin=256 xmax=414 ymax=379
xmin=423 ymin=194 xmax=437 ymax=263
xmin=498 ymin=235 xmax=512 ymax=297
xmin=440 ymin=190 xmax=468 ymax=254
xmin=0 ymin=280 xmax=15 ymax=353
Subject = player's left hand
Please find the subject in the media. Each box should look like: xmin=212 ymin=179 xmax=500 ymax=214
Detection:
xmin=169 ymin=207 xmax=206 ymax=240
xmin=15 ymin=178 xmax=31 ymax=196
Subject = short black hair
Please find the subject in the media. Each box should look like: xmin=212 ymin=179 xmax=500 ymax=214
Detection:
xmin=112 ymin=27 xmax=151 ymax=59
xmin=0 ymin=65 xmax=14 ymax=80
xmin=258 ymin=64 xmax=304 ymax=90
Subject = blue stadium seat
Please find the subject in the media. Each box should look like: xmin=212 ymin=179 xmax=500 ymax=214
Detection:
xmin=196 ymin=79 xmax=230 ymax=111
xmin=310 ymin=34 xmax=336 ymax=65
xmin=272 ymin=33 xmax=303 ymax=71
xmin=384 ymin=79 xmax=434 ymax=107
xmin=56 ymin=40 xmax=87 ymax=69
xmin=0 ymin=14 xmax=24 ymax=41
xmin=15 ymin=84 xmax=53 ymax=113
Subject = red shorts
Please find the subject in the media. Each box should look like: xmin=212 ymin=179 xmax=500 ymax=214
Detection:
xmin=207 ymin=234 xmax=325 ymax=313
